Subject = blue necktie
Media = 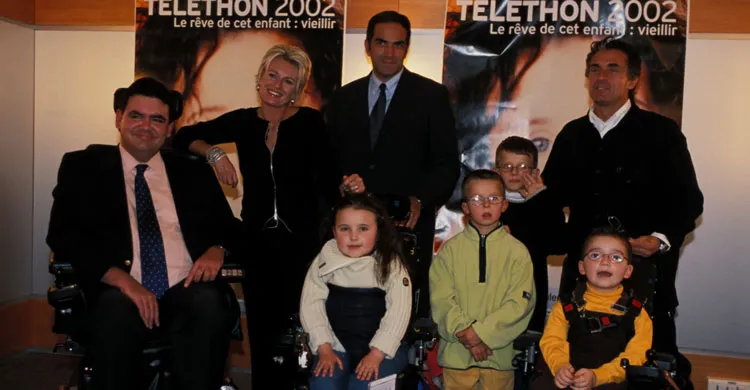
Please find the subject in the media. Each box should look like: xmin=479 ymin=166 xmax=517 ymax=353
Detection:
xmin=369 ymin=83 xmax=387 ymax=150
xmin=135 ymin=164 xmax=169 ymax=299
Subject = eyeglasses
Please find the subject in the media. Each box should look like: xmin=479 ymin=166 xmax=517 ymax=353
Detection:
xmin=466 ymin=195 xmax=504 ymax=206
xmin=495 ymin=163 xmax=533 ymax=173
xmin=584 ymin=251 xmax=627 ymax=263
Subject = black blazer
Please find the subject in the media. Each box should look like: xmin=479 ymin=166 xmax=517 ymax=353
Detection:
xmin=47 ymin=145 xmax=243 ymax=296
xmin=326 ymin=69 xmax=459 ymax=210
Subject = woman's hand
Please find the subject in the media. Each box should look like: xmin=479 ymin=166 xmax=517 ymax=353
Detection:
xmin=313 ymin=344 xmax=343 ymax=377
xmin=214 ymin=158 xmax=239 ymax=188
xmin=355 ymin=348 xmax=385 ymax=381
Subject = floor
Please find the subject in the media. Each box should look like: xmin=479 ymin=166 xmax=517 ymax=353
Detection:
xmin=0 ymin=348 xmax=252 ymax=390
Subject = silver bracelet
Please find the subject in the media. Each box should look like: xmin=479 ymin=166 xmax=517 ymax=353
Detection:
xmin=205 ymin=146 xmax=227 ymax=167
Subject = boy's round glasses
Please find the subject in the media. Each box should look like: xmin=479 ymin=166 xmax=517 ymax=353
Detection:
xmin=584 ymin=251 xmax=627 ymax=263
xmin=466 ymin=195 xmax=504 ymax=206
xmin=495 ymin=163 xmax=533 ymax=173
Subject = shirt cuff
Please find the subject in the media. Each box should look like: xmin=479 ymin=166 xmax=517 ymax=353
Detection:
xmin=650 ymin=232 xmax=671 ymax=252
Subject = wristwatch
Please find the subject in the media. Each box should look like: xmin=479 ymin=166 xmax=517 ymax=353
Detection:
xmin=658 ymin=241 xmax=669 ymax=254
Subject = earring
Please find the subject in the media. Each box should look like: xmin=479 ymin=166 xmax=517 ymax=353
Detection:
xmin=256 ymin=85 xmax=260 ymax=91
xmin=289 ymin=99 xmax=295 ymax=105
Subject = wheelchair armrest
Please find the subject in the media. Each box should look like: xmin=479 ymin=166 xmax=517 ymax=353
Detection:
xmin=513 ymin=330 xmax=542 ymax=350
xmin=219 ymin=261 xmax=245 ymax=282
xmin=49 ymin=260 xmax=75 ymax=276
xmin=50 ymin=258 xmax=245 ymax=282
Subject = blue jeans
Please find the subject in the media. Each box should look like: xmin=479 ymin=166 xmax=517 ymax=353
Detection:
xmin=309 ymin=343 xmax=409 ymax=390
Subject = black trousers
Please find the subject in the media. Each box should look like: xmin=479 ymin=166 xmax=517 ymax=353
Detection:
xmin=87 ymin=281 xmax=232 ymax=390
xmin=412 ymin=209 xmax=437 ymax=319
xmin=242 ymin=227 xmax=321 ymax=390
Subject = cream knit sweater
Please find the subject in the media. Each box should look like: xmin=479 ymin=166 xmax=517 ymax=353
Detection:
xmin=299 ymin=239 xmax=412 ymax=359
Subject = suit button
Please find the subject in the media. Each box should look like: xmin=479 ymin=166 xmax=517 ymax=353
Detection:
xmin=369 ymin=164 xmax=376 ymax=169
xmin=124 ymin=260 xmax=131 ymax=266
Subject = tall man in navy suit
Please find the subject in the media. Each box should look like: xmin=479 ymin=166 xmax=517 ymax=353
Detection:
xmin=326 ymin=11 xmax=460 ymax=317
xmin=47 ymin=78 xmax=243 ymax=390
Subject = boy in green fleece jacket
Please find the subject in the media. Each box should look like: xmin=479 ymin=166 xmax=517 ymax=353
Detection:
xmin=430 ymin=169 xmax=536 ymax=390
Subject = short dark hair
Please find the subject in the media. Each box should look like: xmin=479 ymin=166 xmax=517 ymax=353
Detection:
xmin=461 ymin=169 xmax=504 ymax=200
xmin=581 ymin=226 xmax=633 ymax=263
xmin=496 ymin=136 xmax=539 ymax=167
xmin=366 ymin=11 xmax=411 ymax=46
xmin=114 ymin=77 xmax=183 ymax=123
xmin=585 ymin=37 xmax=641 ymax=99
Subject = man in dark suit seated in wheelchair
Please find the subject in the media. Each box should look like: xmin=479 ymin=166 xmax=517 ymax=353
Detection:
xmin=46 ymin=77 xmax=245 ymax=390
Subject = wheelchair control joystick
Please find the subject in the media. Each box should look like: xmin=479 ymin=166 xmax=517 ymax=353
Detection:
xmin=622 ymin=349 xmax=681 ymax=390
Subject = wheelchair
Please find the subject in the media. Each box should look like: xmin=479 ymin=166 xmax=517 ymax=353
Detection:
xmin=512 ymin=256 xmax=694 ymax=390
xmin=47 ymin=253 xmax=246 ymax=390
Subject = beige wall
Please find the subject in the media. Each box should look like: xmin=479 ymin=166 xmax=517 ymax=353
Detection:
xmin=32 ymin=30 xmax=134 ymax=293
xmin=675 ymin=36 xmax=750 ymax=354
xmin=0 ymin=20 xmax=34 ymax=303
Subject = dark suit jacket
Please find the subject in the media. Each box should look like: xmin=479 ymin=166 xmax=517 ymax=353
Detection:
xmin=326 ymin=69 xmax=459 ymax=210
xmin=47 ymin=145 xmax=243 ymax=298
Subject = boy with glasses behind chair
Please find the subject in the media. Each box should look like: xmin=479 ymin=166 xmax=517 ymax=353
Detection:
xmin=494 ymin=136 xmax=567 ymax=333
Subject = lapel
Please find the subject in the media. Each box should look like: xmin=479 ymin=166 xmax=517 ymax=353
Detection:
xmin=373 ymin=68 xmax=413 ymax=153
xmin=95 ymin=147 xmax=133 ymax=259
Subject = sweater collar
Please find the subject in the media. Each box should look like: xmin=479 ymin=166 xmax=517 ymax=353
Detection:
xmin=317 ymin=239 xmax=376 ymax=276
xmin=584 ymin=283 xmax=625 ymax=301
xmin=462 ymin=221 xmax=507 ymax=242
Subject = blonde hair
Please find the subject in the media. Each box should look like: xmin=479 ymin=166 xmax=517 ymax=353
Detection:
xmin=256 ymin=44 xmax=312 ymax=103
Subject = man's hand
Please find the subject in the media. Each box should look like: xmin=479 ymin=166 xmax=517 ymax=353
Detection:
xmin=396 ymin=196 xmax=422 ymax=229
xmin=469 ymin=342 xmax=493 ymax=361
xmin=214 ymin=158 xmax=238 ymax=188
xmin=340 ymin=174 xmax=366 ymax=195
xmin=355 ymin=347 xmax=385 ymax=381
xmin=456 ymin=325 xmax=482 ymax=348
xmin=519 ymin=170 xmax=545 ymax=198
xmin=314 ymin=344 xmax=343 ymax=378
xmin=554 ymin=364 xmax=575 ymax=389
xmin=184 ymin=245 xmax=224 ymax=288
xmin=103 ymin=267 xmax=159 ymax=329
xmin=628 ymin=236 xmax=661 ymax=257
xmin=572 ymin=368 xmax=597 ymax=390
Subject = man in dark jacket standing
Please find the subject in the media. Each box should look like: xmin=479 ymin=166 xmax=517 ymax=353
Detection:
xmin=326 ymin=11 xmax=460 ymax=318
xmin=543 ymin=38 xmax=703 ymax=356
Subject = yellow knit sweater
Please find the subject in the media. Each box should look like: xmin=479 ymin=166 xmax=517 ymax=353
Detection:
xmin=540 ymin=284 xmax=653 ymax=385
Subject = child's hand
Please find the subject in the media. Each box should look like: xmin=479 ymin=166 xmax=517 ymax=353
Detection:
xmin=519 ymin=170 xmax=545 ymax=198
xmin=572 ymin=368 xmax=597 ymax=389
xmin=314 ymin=344 xmax=343 ymax=378
xmin=356 ymin=348 xmax=385 ymax=381
xmin=456 ymin=325 xmax=482 ymax=348
xmin=554 ymin=364 xmax=575 ymax=389
xmin=469 ymin=342 xmax=493 ymax=361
